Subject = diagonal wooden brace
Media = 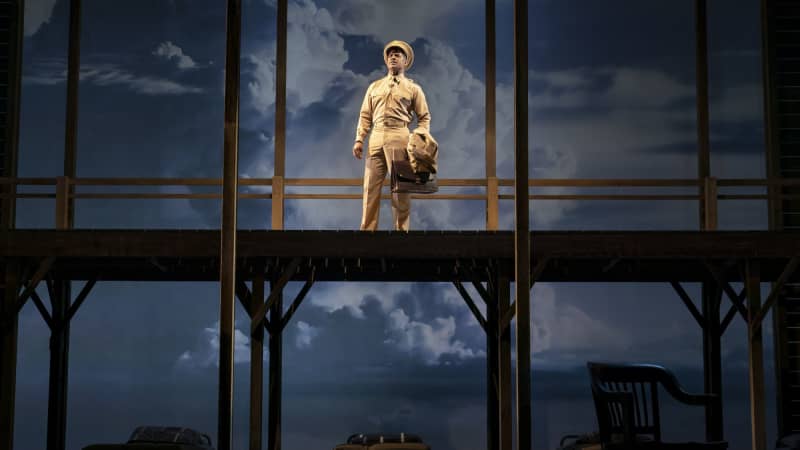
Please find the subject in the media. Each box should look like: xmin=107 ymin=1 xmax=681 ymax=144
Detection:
xmin=458 ymin=265 xmax=492 ymax=305
xmin=751 ymin=256 xmax=799 ymax=335
xmin=499 ymin=301 xmax=515 ymax=334
xmin=235 ymin=278 xmax=253 ymax=315
xmin=251 ymin=257 xmax=301 ymax=335
xmin=64 ymin=278 xmax=97 ymax=325
xmin=703 ymin=260 xmax=748 ymax=321
xmin=280 ymin=266 xmax=316 ymax=333
xmin=529 ymin=257 xmax=550 ymax=291
xmin=15 ymin=256 xmax=55 ymax=314
xmin=29 ymin=290 xmax=53 ymax=330
xmin=453 ymin=280 xmax=487 ymax=332
xmin=670 ymin=281 xmax=705 ymax=329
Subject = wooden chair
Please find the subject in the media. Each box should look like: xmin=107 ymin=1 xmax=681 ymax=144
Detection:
xmin=587 ymin=362 xmax=728 ymax=449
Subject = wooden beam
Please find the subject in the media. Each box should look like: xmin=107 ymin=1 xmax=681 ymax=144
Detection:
xmin=453 ymin=280 xmax=487 ymax=332
xmin=703 ymin=260 xmax=748 ymax=321
xmin=496 ymin=269 xmax=512 ymax=450
xmin=670 ymin=281 xmax=705 ymax=329
xmin=746 ymin=261 xmax=766 ymax=450
xmin=251 ymin=257 xmax=301 ymax=334
xmin=63 ymin=0 xmax=82 ymax=229
xmin=485 ymin=0 xmax=497 ymax=231
xmin=751 ymin=257 xmax=799 ymax=334
xmin=64 ymin=278 xmax=96 ymax=324
xmin=529 ymin=257 xmax=549 ymax=290
xmin=46 ymin=280 xmax=70 ymax=450
xmin=695 ymin=0 xmax=711 ymax=229
xmin=249 ymin=270 xmax=265 ymax=450
xmin=15 ymin=257 xmax=55 ymax=314
xmin=267 ymin=275 xmax=283 ymax=450
xmin=218 ymin=0 xmax=242 ymax=448
xmin=280 ymin=268 xmax=315 ymax=332
xmin=486 ymin=262 xmax=499 ymax=450
xmin=0 ymin=262 xmax=20 ymax=450
xmin=29 ymin=290 xmax=54 ymax=330
xmin=513 ymin=0 xmax=531 ymax=447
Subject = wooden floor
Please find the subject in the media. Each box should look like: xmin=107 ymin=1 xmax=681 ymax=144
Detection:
xmin=1 ymin=229 xmax=798 ymax=283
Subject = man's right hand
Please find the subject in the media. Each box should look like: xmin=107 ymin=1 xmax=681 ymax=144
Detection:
xmin=352 ymin=142 xmax=363 ymax=160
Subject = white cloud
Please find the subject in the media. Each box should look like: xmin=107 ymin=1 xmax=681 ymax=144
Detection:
xmin=309 ymin=282 xmax=406 ymax=318
xmin=384 ymin=308 xmax=485 ymax=365
xmin=24 ymin=60 xmax=204 ymax=95
xmin=153 ymin=41 xmax=198 ymax=69
xmin=530 ymin=283 xmax=629 ymax=362
xmin=24 ymin=0 xmax=58 ymax=37
xmin=175 ymin=321 xmax=262 ymax=369
xmin=295 ymin=320 xmax=320 ymax=349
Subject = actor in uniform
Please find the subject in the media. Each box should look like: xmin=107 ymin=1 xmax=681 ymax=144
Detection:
xmin=352 ymin=40 xmax=431 ymax=231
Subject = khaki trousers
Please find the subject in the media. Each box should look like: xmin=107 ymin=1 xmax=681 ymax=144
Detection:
xmin=361 ymin=128 xmax=411 ymax=231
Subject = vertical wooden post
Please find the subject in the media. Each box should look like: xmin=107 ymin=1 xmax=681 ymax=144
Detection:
xmin=497 ymin=268 xmax=512 ymax=450
xmin=272 ymin=176 xmax=284 ymax=230
xmin=63 ymin=0 xmax=81 ymax=229
xmin=1 ymin=0 xmax=24 ymax=231
xmin=746 ymin=261 xmax=766 ymax=450
xmin=267 ymin=278 xmax=283 ymax=450
xmin=703 ymin=177 xmax=718 ymax=231
xmin=486 ymin=266 xmax=500 ymax=450
xmin=0 ymin=262 xmax=20 ymax=450
xmin=249 ymin=270 xmax=265 ymax=450
xmin=55 ymin=177 xmax=70 ymax=230
xmin=485 ymin=0 xmax=498 ymax=231
xmin=513 ymin=0 xmax=531 ymax=448
xmin=695 ymin=0 xmax=711 ymax=228
xmin=273 ymin=0 xmax=287 ymax=230
xmin=218 ymin=0 xmax=242 ymax=448
xmin=46 ymin=281 xmax=70 ymax=450
xmin=702 ymin=282 xmax=724 ymax=441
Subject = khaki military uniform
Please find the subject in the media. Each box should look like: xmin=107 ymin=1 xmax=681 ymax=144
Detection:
xmin=355 ymin=73 xmax=431 ymax=230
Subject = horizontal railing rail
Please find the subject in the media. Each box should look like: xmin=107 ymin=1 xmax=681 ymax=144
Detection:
xmin=1 ymin=176 xmax=798 ymax=230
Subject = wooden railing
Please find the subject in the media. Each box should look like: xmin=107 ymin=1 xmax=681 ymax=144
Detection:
xmin=1 ymin=176 xmax=799 ymax=231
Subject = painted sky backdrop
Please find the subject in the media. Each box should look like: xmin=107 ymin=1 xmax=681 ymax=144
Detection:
xmin=14 ymin=0 xmax=777 ymax=449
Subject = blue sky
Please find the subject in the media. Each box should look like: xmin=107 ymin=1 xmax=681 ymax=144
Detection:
xmin=14 ymin=0 xmax=776 ymax=449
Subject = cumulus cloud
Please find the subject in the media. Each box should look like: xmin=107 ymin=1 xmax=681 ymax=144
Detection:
xmin=153 ymin=41 xmax=198 ymax=69
xmin=295 ymin=320 xmax=320 ymax=349
xmin=309 ymin=282 xmax=406 ymax=318
xmin=530 ymin=284 xmax=629 ymax=364
xmin=24 ymin=0 xmax=58 ymax=37
xmin=176 ymin=321 xmax=262 ymax=369
xmin=384 ymin=308 xmax=485 ymax=365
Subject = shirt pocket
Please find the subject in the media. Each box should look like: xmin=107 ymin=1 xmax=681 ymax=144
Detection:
xmin=392 ymin=90 xmax=412 ymax=108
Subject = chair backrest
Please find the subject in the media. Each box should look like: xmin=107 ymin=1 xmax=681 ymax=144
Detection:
xmin=587 ymin=362 xmax=665 ymax=444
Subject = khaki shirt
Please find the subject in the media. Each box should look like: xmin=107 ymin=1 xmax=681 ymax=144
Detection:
xmin=355 ymin=74 xmax=431 ymax=150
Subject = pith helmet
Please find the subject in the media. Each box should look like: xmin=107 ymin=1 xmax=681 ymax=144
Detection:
xmin=383 ymin=40 xmax=414 ymax=70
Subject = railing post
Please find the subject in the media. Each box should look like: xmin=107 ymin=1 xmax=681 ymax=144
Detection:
xmin=55 ymin=176 xmax=70 ymax=230
xmin=487 ymin=176 xmax=499 ymax=230
xmin=703 ymin=176 xmax=718 ymax=231
xmin=272 ymin=176 xmax=284 ymax=230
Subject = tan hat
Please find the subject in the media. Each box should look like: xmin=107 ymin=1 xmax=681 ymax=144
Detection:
xmin=383 ymin=40 xmax=414 ymax=70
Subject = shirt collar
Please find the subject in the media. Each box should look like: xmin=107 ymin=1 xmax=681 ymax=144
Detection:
xmin=386 ymin=73 xmax=407 ymax=83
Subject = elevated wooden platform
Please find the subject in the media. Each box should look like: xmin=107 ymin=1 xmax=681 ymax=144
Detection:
xmin=2 ymin=229 xmax=798 ymax=283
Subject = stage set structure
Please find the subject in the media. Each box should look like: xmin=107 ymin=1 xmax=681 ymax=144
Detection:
xmin=1 ymin=1 xmax=800 ymax=450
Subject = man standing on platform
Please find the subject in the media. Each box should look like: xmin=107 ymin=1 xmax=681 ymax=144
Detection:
xmin=352 ymin=40 xmax=431 ymax=231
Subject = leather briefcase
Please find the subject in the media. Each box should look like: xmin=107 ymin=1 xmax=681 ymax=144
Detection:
xmin=390 ymin=159 xmax=438 ymax=194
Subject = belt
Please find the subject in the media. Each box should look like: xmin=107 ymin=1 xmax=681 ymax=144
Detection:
xmin=375 ymin=117 xmax=408 ymax=129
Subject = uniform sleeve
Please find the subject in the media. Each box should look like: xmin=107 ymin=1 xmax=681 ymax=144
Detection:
xmin=413 ymin=85 xmax=431 ymax=131
xmin=355 ymin=83 xmax=373 ymax=143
